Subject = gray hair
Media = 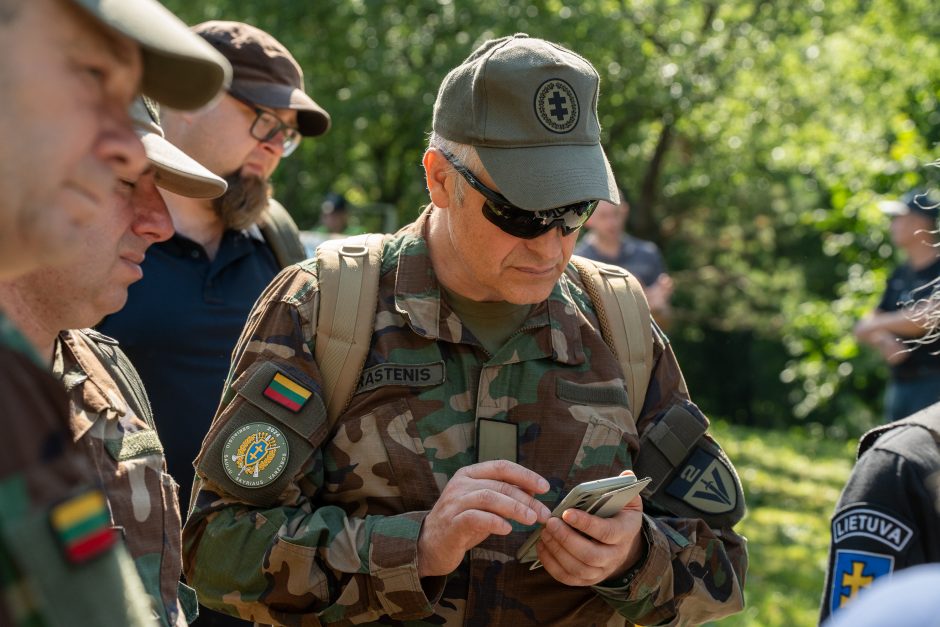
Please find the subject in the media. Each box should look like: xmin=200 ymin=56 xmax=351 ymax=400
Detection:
xmin=427 ymin=132 xmax=485 ymax=208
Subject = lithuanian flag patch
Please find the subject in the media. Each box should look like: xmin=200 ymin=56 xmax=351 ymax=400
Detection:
xmin=263 ymin=371 xmax=312 ymax=412
xmin=50 ymin=489 xmax=117 ymax=564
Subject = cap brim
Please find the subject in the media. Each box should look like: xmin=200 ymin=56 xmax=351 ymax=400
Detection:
xmin=73 ymin=0 xmax=232 ymax=111
xmin=230 ymin=81 xmax=331 ymax=137
xmin=477 ymin=144 xmax=619 ymax=210
xmin=140 ymin=133 xmax=227 ymax=199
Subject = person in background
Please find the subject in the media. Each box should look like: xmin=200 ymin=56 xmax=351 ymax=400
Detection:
xmin=854 ymin=188 xmax=940 ymax=422
xmin=822 ymin=264 xmax=940 ymax=622
xmin=99 ymin=20 xmax=331 ymax=520
xmin=575 ymin=190 xmax=675 ymax=328
xmin=0 ymin=0 xmax=229 ymax=623
xmin=182 ymin=33 xmax=746 ymax=626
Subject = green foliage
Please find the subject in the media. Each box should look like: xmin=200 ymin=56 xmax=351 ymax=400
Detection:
xmin=706 ymin=420 xmax=855 ymax=626
xmin=161 ymin=0 xmax=940 ymax=433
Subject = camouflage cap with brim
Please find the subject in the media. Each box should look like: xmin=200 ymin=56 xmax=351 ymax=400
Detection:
xmin=433 ymin=34 xmax=619 ymax=210
xmin=132 ymin=97 xmax=227 ymax=199
xmin=72 ymin=0 xmax=232 ymax=111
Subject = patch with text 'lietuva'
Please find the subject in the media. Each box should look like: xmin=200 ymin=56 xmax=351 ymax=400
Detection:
xmin=356 ymin=361 xmax=445 ymax=394
xmin=831 ymin=506 xmax=914 ymax=552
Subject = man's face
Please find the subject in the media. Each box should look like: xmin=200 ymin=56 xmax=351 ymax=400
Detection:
xmin=19 ymin=168 xmax=174 ymax=329
xmin=0 ymin=0 xmax=147 ymax=279
xmin=172 ymin=94 xmax=298 ymax=228
xmin=889 ymin=212 xmax=936 ymax=248
xmin=432 ymin=155 xmax=577 ymax=304
xmin=585 ymin=199 xmax=628 ymax=239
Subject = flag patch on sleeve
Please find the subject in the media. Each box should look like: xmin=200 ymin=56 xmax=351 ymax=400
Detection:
xmin=263 ymin=372 xmax=312 ymax=412
xmin=49 ymin=489 xmax=117 ymax=564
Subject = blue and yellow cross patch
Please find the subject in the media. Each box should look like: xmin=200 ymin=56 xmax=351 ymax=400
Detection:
xmin=829 ymin=549 xmax=893 ymax=614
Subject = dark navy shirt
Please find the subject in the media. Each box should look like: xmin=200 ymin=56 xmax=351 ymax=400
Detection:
xmin=574 ymin=234 xmax=666 ymax=287
xmin=878 ymin=258 xmax=940 ymax=378
xmin=99 ymin=228 xmax=279 ymax=510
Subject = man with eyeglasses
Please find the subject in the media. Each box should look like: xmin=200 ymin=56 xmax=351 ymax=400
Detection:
xmin=183 ymin=34 xmax=747 ymax=626
xmin=99 ymin=21 xmax=330 ymax=545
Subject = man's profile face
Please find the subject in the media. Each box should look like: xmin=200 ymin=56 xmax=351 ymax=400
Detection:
xmin=433 ymin=153 xmax=577 ymax=304
xmin=889 ymin=212 xmax=936 ymax=248
xmin=177 ymin=94 xmax=298 ymax=229
xmin=19 ymin=168 xmax=174 ymax=329
xmin=0 ymin=0 xmax=147 ymax=280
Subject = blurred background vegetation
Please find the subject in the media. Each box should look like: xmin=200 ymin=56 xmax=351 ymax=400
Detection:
xmin=160 ymin=0 xmax=940 ymax=436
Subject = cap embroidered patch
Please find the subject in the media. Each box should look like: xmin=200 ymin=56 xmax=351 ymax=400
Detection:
xmin=534 ymin=78 xmax=579 ymax=133
xmin=829 ymin=549 xmax=893 ymax=614
xmin=263 ymin=371 xmax=312 ymax=412
xmin=222 ymin=422 xmax=289 ymax=488
xmin=50 ymin=489 xmax=117 ymax=563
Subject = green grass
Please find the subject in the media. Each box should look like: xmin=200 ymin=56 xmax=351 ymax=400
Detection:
xmin=702 ymin=421 xmax=857 ymax=627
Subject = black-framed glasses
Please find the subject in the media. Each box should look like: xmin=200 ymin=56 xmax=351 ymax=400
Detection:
xmin=244 ymin=103 xmax=302 ymax=157
xmin=439 ymin=149 xmax=598 ymax=239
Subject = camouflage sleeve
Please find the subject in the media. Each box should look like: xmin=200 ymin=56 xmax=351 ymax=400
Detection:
xmin=592 ymin=334 xmax=748 ymax=625
xmin=182 ymin=264 xmax=445 ymax=625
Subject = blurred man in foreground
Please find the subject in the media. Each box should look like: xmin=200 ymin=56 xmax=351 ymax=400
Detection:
xmin=0 ymin=0 xmax=229 ymax=623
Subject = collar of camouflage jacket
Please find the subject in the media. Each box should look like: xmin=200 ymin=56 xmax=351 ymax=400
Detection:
xmin=390 ymin=207 xmax=587 ymax=366
xmin=55 ymin=330 xmax=128 ymax=442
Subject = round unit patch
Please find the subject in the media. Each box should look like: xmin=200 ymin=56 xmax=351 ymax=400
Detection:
xmin=222 ymin=422 xmax=289 ymax=488
xmin=534 ymin=79 xmax=580 ymax=133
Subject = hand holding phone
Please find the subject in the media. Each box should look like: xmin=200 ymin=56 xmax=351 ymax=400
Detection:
xmin=516 ymin=474 xmax=651 ymax=567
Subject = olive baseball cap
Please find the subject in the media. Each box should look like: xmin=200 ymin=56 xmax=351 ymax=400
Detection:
xmin=132 ymin=97 xmax=227 ymax=199
xmin=432 ymin=33 xmax=618 ymax=211
xmin=878 ymin=188 xmax=940 ymax=223
xmin=193 ymin=21 xmax=331 ymax=137
xmin=72 ymin=0 xmax=231 ymax=111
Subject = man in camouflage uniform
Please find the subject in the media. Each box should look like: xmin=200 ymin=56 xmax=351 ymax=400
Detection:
xmin=0 ymin=97 xmax=228 ymax=625
xmin=184 ymin=34 xmax=747 ymax=625
xmin=0 ymin=0 xmax=230 ymax=624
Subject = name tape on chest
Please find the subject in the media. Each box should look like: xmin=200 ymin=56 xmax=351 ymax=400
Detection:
xmin=831 ymin=506 xmax=914 ymax=552
xmin=356 ymin=361 xmax=445 ymax=394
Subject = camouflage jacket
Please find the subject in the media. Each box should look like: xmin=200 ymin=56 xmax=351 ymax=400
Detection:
xmin=183 ymin=210 xmax=747 ymax=626
xmin=0 ymin=314 xmax=155 ymax=626
xmin=54 ymin=329 xmax=194 ymax=627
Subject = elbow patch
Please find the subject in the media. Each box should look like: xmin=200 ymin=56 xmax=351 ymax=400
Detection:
xmin=633 ymin=402 xmax=746 ymax=529
xmin=195 ymin=359 xmax=328 ymax=508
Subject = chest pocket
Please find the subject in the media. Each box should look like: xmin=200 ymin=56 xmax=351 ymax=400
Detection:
xmin=555 ymin=379 xmax=639 ymax=488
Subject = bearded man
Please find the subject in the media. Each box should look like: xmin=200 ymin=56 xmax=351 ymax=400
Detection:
xmin=99 ymin=20 xmax=330 ymax=519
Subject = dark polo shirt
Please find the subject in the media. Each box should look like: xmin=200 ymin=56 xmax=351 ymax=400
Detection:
xmin=99 ymin=227 xmax=279 ymax=510
xmin=878 ymin=258 xmax=940 ymax=379
xmin=575 ymin=234 xmax=666 ymax=287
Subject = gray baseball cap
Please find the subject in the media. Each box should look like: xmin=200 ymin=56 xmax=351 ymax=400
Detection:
xmin=432 ymin=33 xmax=618 ymax=211
xmin=72 ymin=0 xmax=232 ymax=110
xmin=132 ymin=97 xmax=227 ymax=199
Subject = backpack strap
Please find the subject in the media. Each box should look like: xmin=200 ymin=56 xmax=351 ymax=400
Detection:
xmin=314 ymin=234 xmax=389 ymax=426
xmin=259 ymin=198 xmax=308 ymax=268
xmin=570 ymin=255 xmax=654 ymax=417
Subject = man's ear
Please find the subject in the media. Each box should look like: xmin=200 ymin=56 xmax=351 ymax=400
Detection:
xmin=423 ymin=149 xmax=452 ymax=209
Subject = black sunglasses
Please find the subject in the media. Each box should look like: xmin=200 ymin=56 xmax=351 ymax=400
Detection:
xmin=439 ymin=149 xmax=599 ymax=239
